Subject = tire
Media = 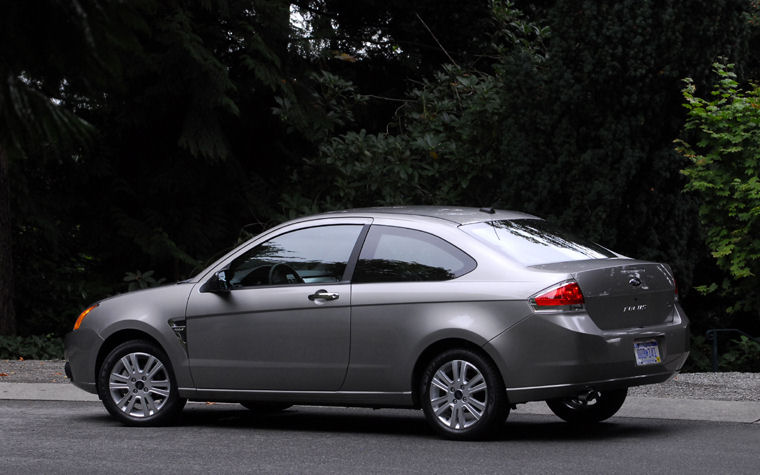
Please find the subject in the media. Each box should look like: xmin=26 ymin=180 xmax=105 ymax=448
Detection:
xmin=420 ymin=348 xmax=509 ymax=440
xmin=97 ymin=340 xmax=185 ymax=426
xmin=546 ymin=388 xmax=628 ymax=424
xmin=240 ymin=402 xmax=292 ymax=413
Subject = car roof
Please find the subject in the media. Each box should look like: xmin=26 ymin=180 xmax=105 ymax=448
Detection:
xmin=314 ymin=206 xmax=540 ymax=225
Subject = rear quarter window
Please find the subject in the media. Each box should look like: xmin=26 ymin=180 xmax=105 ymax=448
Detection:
xmin=353 ymin=226 xmax=477 ymax=283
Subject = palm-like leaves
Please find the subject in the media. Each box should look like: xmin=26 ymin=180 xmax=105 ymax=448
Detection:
xmin=0 ymin=74 xmax=93 ymax=158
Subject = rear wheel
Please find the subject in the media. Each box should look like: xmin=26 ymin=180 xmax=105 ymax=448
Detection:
xmin=546 ymin=388 xmax=627 ymax=424
xmin=420 ymin=348 xmax=509 ymax=440
xmin=97 ymin=340 xmax=185 ymax=426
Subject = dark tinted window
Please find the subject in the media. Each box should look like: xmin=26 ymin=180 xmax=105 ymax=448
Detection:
xmin=461 ymin=219 xmax=615 ymax=266
xmin=353 ymin=226 xmax=476 ymax=283
xmin=228 ymin=225 xmax=362 ymax=287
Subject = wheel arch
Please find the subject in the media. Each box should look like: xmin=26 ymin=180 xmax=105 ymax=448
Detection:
xmin=410 ymin=338 xmax=503 ymax=408
xmin=94 ymin=329 xmax=165 ymax=392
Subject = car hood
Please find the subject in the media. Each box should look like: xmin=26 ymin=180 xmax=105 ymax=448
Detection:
xmin=89 ymin=282 xmax=196 ymax=326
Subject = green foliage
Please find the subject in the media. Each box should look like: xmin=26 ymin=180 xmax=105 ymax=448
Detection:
xmin=682 ymin=334 xmax=760 ymax=372
xmin=295 ymin=0 xmax=495 ymax=73
xmin=273 ymin=70 xmax=367 ymax=144
xmin=123 ymin=270 xmax=166 ymax=292
xmin=281 ymin=65 xmax=507 ymax=215
xmin=720 ymin=336 xmax=760 ymax=371
xmin=6 ymin=0 xmax=300 ymax=337
xmin=503 ymin=0 xmax=750 ymax=291
xmin=0 ymin=334 xmax=64 ymax=360
xmin=676 ymin=63 xmax=760 ymax=315
xmin=0 ymin=75 xmax=93 ymax=159
xmin=682 ymin=335 xmax=713 ymax=372
xmin=280 ymin=2 xmax=548 ymax=217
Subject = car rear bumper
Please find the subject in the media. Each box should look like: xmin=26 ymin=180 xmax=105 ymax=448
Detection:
xmin=487 ymin=304 xmax=690 ymax=404
xmin=64 ymin=329 xmax=103 ymax=395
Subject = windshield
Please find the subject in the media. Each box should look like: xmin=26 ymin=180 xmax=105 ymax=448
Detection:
xmin=461 ymin=219 xmax=616 ymax=266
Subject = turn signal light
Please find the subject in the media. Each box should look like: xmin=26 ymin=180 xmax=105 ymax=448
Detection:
xmin=533 ymin=281 xmax=585 ymax=307
xmin=73 ymin=304 xmax=98 ymax=330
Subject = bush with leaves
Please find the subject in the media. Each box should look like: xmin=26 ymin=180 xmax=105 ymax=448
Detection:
xmin=281 ymin=65 xmax=511 ymax=216
xmin=278 ymin=2 xmax=549 ymax=217
xmin=123 ymin=270 xmax=166 ymax=292
xmin=720 ymin=336 xmax=760 ymax=371
xmin=681 ymin=333 xmax=760 ymax=372
xmin=676 ymin=63 xmax=760 ymax=317
xmin=0 ymin=334 xmax=63 ymax=360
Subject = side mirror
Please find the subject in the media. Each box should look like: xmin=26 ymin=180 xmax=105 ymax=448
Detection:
xmin=200 ymin=270 xmax=232 ymax=294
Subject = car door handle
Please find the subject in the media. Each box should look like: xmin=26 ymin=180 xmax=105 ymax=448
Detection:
xmin=308 ymin=290 xmax=339 ymax=301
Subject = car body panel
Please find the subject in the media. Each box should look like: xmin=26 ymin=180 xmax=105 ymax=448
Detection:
xmin=185 ymin=282 xmax=351 ymax=390
xmin=65 ymin=283 xmax=196 ymax=393
xmin=63 ymin=327 xmax=103 ymax=393
xmin=344 ymin=281 xmax=537 ymax=393
xmin=488 ymin=302 xmax=689 ymax=402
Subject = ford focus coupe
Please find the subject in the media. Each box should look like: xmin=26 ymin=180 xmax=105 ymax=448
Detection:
xmin=64 ymin=206 xmax=689 ymax=439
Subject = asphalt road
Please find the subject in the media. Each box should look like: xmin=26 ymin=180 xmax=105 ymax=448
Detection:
xmin=1 ymin=401 xmax=759 ymax=474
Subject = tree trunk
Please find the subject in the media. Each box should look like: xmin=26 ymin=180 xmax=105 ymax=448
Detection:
xmin=0 ymin=145 xmax=16 ymax=335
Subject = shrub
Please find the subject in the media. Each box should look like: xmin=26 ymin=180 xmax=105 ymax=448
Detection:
xmin=676 ymin=63 xmax=760 ymax=316
xmin=0 ymin=334 xmax=64 ymax=360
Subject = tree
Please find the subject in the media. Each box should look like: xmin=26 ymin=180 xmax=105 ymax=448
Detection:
xmin=276 ymin=2 xmax=548 ymax=217
xmin=6 ymin=0 xmax=303 ymax=335
xmin=2 ymin=0 xmax=297 ymax=335
xmin=0 ymin=0 xmax=112 ymax=334
xmin=676 ymin=63 xmax=760 ymax=317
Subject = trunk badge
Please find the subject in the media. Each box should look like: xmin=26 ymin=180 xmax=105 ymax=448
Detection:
xmin=629 ymin=277 xmax=642 ymax=287
xmin=623 ymin=304 xmax=648 ymax=312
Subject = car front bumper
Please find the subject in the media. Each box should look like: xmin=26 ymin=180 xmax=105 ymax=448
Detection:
xmin=487 ymin=304 xmax=690 ymax=404
xmin=63 ymin=329 xmax=104 ymax=395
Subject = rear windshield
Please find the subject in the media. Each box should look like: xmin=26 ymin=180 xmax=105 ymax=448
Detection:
xmin=461 ymin=219 xmax=616 ymax=266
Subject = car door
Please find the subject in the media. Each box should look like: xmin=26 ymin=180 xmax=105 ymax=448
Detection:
xmin=185 ymin=221 xmax=368 ymax=391
xmin=343 ymin=225 xmax=478 ymax=392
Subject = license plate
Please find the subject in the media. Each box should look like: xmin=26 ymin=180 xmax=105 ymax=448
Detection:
xmin=634 ymin=340 xmax=661 ymax=366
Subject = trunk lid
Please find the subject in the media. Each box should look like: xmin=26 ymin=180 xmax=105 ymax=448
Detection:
xmin=531 ymin=259 xmax=676 ymax=330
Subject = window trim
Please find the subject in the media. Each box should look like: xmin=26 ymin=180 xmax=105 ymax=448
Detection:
xmin=341 ymin=224 xmax=372 ymax=282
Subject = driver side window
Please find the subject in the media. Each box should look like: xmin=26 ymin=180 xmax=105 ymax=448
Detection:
xmin=227 ymin=225 xmax=363 ymax=288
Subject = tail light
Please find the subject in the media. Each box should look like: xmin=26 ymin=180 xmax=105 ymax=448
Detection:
xmin=530 ymin=281 xmax=585 ymax=311
xmin=674 ymin=278 xmax=679 ymax=302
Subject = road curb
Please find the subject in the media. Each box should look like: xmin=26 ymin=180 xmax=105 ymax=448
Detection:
xmin=0 ymin=382 xmax=99 ymax=402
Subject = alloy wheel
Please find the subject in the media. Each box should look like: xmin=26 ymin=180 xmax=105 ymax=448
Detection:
xmin=429 ymin=359 xmax=489 ymax=430
xmin=108 ymin=351 xmax=171 ymax=418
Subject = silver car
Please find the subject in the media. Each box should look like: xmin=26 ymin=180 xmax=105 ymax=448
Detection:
xmin=64 ymin=206 xmax=689 ymax=439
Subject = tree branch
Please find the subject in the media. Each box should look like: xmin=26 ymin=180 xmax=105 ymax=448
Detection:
xmin=415 ymin=13 xmax=459 ymax=68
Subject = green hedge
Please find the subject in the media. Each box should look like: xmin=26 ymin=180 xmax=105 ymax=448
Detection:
xmin=0 ymin=334 xmax=64 ymax=360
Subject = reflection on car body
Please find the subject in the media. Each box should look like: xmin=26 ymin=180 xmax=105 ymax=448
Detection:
xmin=64 ymin=206 xmax=689 ymax=440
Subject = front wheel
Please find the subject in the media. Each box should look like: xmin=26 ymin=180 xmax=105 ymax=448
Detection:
xmin=546 ymin=388 xmax=627 ymax=424
xmin=420 ymin=349 xmax=509 ymax=440
xmin=97 ymin=340 xmax=185 ymax=426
